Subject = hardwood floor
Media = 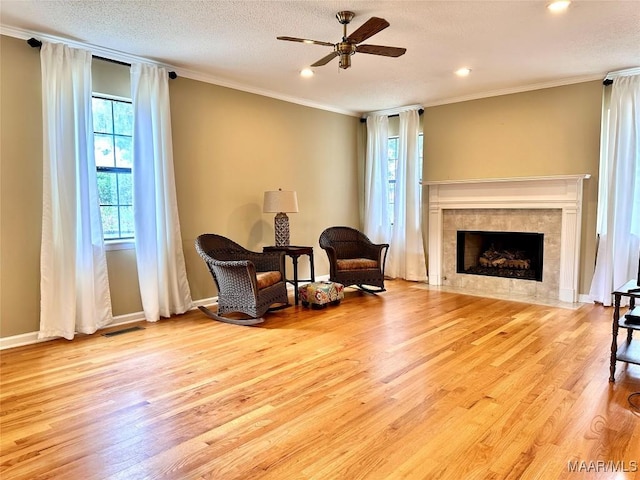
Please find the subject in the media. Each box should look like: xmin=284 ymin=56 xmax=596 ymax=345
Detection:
xmin=1 ymin=280 xmax=639 ymax=479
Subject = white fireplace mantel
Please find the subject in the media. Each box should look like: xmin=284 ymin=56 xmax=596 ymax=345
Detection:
xmin=423 ymin=174 xmax=591 ymax=303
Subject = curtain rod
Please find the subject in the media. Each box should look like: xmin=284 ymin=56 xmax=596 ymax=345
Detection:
xmin=27 ymin=38 xmax=177 ymax=79
xmin=359 ymin=108 xmax=424 ymax=123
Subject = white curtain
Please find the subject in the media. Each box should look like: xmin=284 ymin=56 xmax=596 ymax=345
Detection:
xmin=364 ymin=114 xmax=390 ymax=244
xmin=386 ymin=109 xmax=427 ymax=281
xmin=589 ymin=74 xmax=640 ymax=305
xmin=39 ymin=42 xmax=113 ymax=339
xmin=363 ymin=107 xmax=427 ymax=281
xmin=131 ymin=63 xmax=193 ymax=321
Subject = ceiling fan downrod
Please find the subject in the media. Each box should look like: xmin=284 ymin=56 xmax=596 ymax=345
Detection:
xmin=336 ymin=11 xmax=356 ymax=69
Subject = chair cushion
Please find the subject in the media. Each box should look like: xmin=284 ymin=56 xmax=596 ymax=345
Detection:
xmin=256 ymin=271 xmax=282 ymax=290
xmin=336 ymin=258 xmax=378 ymax=271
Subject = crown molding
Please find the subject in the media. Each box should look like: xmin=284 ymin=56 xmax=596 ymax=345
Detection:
xmin=423 ymin=74 xmax=605 ymax=107
xmin=604 ymin=67 xmax=640 ymax=80
xmin=0 ymin=25 xmax=360 ymax=118
xmin=170 ymin=65 xmax=359 ymax=117
xmin=2 ymin=24 xmax=621 ymax=115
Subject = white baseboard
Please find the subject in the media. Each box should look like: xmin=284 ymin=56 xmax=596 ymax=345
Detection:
xmin=1 ymin=284 xmax=591 ymax=350
xmin=578 ymin=293 xmax=593 ymax=304
xmin=0 ymin=296 xmax=219 ymax=351
xmin=0 ymin=332 xmax=50 ymax=350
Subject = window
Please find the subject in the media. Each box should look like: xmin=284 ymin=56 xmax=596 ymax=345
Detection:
xmin=92 ymin=96 xmax=134 ymax=240
xmin=387 ymin=134 xmax=423 ymax=224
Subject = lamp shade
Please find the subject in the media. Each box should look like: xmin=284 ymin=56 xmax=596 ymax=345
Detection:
xmin=263 ymin=190 xmax=299 ymax=213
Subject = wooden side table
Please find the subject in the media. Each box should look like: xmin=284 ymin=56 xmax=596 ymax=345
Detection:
xmin=610 ymin=280 xmax=640 ymax=382
xmin=263 ymin=245 xmax=315 ymax=305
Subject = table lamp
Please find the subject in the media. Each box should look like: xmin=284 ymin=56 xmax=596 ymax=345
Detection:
xmin=263 ymin=189 xmax=298 ymax=246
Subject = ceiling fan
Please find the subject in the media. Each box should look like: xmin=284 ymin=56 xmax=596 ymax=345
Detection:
xmin=277 ymin=11 xmax=406 ymax=70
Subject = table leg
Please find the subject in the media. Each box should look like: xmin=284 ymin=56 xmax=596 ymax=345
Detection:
xmin=309 ymin=252 xmax=315 ymax=282
xmin=610 ymin=293 xmax=621 ymax=382
xmin=292 ymin=255 xmax=300 ymax=305
xmin=627 ymin=296 xmax=635 ymax=344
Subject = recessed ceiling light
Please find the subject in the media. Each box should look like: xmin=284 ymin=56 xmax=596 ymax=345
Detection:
xmin=547 ymin=1 xmax=571 ymax=12
xmin=300 ymin=68 xmax=314 ymax=78
xmin=455 ymin=67 xmax=471 ymax=77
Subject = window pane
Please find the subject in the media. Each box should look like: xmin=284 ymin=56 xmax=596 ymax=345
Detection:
xmin=118 ymin=172 xmax=133 ymax=205
xmin=115 ymin=136 xmax=133 ymax=168
xmin=95 ymin=134 xmax=115 ymax=167
xmin=93 ymin=95 xmax=134 ymax=240
xmin=388 ymin=138 xmax=398 ymax=160
xmin=120 ymin=206 xmax=134 ymax=238
xmin=92 ymin=98 xmax=113 ymax=134
xmin=113 ymin=102 xmax=133 ymax=135
xmin=388 ymin=158 xmax=396 ymax=181
xmin=101 ymin=206 xmax=119 ymax=239
xmin=97 ymin=171 xmax=118 ymax=205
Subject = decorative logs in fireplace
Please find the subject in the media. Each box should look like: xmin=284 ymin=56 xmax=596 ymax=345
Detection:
xmin=457 ymin=231 xmax=544 ymax=281
xmin=478 ymin=246 xmax=531 ymax=270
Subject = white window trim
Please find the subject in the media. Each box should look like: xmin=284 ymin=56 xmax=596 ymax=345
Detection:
xmin=105 ymin=239 xmax=135 ymax=251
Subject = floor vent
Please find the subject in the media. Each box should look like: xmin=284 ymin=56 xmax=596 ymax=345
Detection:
xmin=102 ymin=326 xmax=145 ymax=337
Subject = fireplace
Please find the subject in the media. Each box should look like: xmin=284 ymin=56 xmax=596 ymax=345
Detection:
xmin=456 ymin=231 xmax=544 ymax=281
xmin=424 ymin=175 xmax=590 ymax=302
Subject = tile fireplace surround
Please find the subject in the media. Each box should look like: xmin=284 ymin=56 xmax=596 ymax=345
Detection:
xmin=424 ymin=175 xmax=590 ymax=303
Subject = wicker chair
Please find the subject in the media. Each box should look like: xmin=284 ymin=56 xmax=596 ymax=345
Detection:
xmin=195 ymin=234 xmax=289 ymax=325
xmin=319 ymin=226 xmax=389 ymax=293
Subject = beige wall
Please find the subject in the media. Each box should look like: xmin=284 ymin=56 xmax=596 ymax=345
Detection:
xmin=1 ymin=36 xmax=43 ymax=337
xmin=422 ymin=81 xmax=603 ymax=294
xmin=170 ymin=78 xmax=360 ymax=301
xmin=0 ymin=34 xmax=359 ymax=337
xmin=0 ymin=32 xmax=603 ymax=339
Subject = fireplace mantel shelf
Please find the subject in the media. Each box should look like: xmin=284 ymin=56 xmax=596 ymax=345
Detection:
xmin=421 ymin=174 xmax=590 ymax=186
xmin=426 ymin=174 xmax=591 ymax=303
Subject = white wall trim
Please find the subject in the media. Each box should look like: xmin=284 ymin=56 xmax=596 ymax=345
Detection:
xmin=2 ymin=25 xmax=617 ymax=115
xmin=0 ymin=25 xmax=359 ymax=118
xmin=578 ymin=293 xmax=593 ymax=304
xmin=604 ymin=67 xmax=640 ymax=80
xmin=424 ymin=74 xmax=605 ymax=107
xmin=0 ymin=296 xmax=218 ymax=351
xmin=0 ymin=279 xmax=322 ymax=350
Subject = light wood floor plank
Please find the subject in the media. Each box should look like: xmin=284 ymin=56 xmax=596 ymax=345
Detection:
xmin=1 ymin=280 xmax=639 ymax=479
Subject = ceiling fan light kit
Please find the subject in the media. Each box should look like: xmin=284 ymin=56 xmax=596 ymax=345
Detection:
xmin=277 ymin=11 xmax=406 ymax=70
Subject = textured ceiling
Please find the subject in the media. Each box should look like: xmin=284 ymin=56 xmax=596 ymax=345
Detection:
xmin=1 ymin=0 xmax=639 ymax=115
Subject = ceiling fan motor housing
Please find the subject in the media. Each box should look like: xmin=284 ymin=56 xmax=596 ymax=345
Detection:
xmin=337 ymin=42 xmax=356 ymax=55
xmin=336 ymin=41 xmax=356 ymax=69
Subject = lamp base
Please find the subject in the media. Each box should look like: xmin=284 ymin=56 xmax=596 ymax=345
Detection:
xmin=274 ymin=212 xmax=290 ymax=246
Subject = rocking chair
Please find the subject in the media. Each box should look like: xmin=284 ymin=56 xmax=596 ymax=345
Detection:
xmin=195 ymin=234 xmax=289 ymax=325
xmin=319 ymin=226 xmax=389 ymax=293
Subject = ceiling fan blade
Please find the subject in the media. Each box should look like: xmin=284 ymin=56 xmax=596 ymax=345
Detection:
xmin=277 ymin=36 xmax=334 ymax=47
xmin=311 ymin=51 xmax=339 ymax=67
xmin=346 ymin=17 xmax=389 ymax=44
xmin=356 ymin=44 xmax=406 ymax=57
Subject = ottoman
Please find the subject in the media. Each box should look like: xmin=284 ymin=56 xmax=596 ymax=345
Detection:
xmin=299 ymin=281 xmax=344 ymax=309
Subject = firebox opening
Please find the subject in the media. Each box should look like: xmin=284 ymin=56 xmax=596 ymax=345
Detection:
xmin=456 ymin=231 xmax=544 ymax=281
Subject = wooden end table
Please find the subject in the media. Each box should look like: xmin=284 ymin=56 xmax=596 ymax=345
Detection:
xmin=610 ymin=279 xmax=640 ymax=382
xmin=263 ymin=245 xmax=315 ymax=305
